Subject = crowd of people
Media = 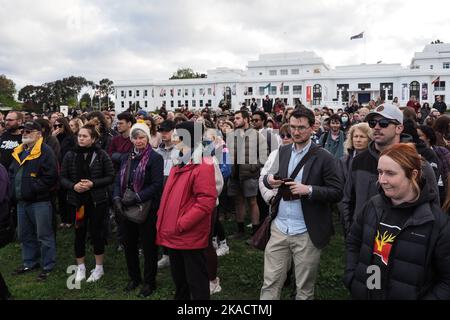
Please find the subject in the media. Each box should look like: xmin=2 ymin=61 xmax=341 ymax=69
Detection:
xmin=0 ymin=94 xmax=449 ymax=300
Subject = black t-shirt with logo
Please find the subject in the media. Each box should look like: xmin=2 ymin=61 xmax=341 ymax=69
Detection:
xmin=0 ymin=131 xmax=22 ymax=169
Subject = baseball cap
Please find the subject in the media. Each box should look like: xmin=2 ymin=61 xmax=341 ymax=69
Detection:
xmin=365 ymin=103 xmax=403 ymax=124
xmin=136 ymin=110 xmax=147 ymax=117
xmin=20 ymin=121 xmax=42 ymax=132
xmin=158 ymin=120 xmax=175 ymax=132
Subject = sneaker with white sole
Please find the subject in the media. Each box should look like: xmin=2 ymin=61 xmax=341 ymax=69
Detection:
xmin=210 ymin=277 xmax=222 ymax=295
xmin=216 ymin=240 xmax=230 ymax=257
xmin=157 ymin=255 xmax=170 ymax=269
xmin=75 ymin=267 xmax=86 ymax=283
xmin=86 ymin=268 xmax=104 ymax=283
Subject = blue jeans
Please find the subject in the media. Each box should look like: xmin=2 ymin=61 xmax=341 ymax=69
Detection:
xmin=17 ymin=201 xmax=56 ymax=271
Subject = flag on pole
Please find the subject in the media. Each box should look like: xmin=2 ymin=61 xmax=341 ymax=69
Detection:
xmin=350 ymin=32 xmax=364 ymax=40
xmin=264 ymin=83 xmax=271 ymax=94
xmin=431 ymin=76 xmax=440 ymax=85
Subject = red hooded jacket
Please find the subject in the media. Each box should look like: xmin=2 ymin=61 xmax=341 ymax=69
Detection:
xmin=156 ymin=159 xmax=217 ymax=250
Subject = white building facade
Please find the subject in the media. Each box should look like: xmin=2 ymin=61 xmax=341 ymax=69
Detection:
xmin=113 ymin=43 xmax=450 ymax=112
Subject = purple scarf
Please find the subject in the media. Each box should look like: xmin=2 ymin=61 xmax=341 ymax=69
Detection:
xmin=120 ymin=144 xmax=152 ymax=195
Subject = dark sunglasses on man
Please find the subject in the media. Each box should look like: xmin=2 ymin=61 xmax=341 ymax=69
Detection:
xmin=367 ymin=118 xmax=399 ymax=129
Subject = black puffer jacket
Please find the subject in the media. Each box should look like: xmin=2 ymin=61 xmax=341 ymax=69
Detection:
xmin=343 ymin=179 xmax=450 ymax=300
xmin=60 ymin=146 xmax=114 ymax=207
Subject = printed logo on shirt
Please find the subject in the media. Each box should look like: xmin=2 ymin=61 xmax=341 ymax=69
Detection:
xmin=373 ymin=223 xmax=401 ymax=266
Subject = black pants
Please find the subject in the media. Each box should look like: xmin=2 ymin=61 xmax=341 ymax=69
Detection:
xmin=74 ymin=201 xmax=107 ymax=258
xmin=58 ymin=190 xmax=75 ymax=224
xmin=0 ymin=271 xmax=10 ymax=300
xmin=122 ymin=213 xmax=158 ymax=287
xmin=168 ymin=248 xmax=210 ymax=300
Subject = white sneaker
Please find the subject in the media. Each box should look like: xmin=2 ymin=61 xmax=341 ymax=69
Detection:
xmin=75 ymin=267 xmax=86 ymax=283
xmin=216 ymin=240 xmax=230 ymax=257
xmin=86 ymin=268 xmax=104 ymax=283
xmin=157 ymin=255 xmax=170 ymax=269
xmin=210 ymin=277 xmax=222 ymax=295
xmin=212 ymin=237 xmax=218 ymax=250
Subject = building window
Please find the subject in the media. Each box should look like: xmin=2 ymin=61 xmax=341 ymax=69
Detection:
xmin=269 ymin=70 xmax=277 ymax=76
xmin=280 ymin=69 xmax=288 ymax=76
xmin=184 ymin=89 xmax=188 ymax=97
xmin=434 ymin=81 xmax=446 ymax=91
xmin=259 ymin=86 xmax=266 ymax=95
xmin=121 ymin=90 xmax=125 ymax=97
xmin=136 ymin=90 xmax=140 ymax=97
xmin=170 ymin=101 xmax=174 ymax=108
xmin=199 ymin=88 xmax=205 ymax=96
xmin=177 ymin=89 xmax=181 ymax=96
xmin=270 ymin=86 xmax=277 ymax=95
xmin=358 ymin=83 xmax=371 ymax=90
xmin=291 ymin=69 xmax=299 ymax=75
xmin=430 ymin=65 xmax=434 ymax=70
xmin=443 ymin=62 xmax=450 ymax=69
xmin=281 ymin=86 xmax=289 ymax=94
xmin=244 ymin=87 xmax=253 ymax=96
xmin=136 ymin=101 xmax=140 ymax=108
xmin=192 ymin=100 xmax=196 ymax=107
xmin=177 ymin=101 xmax=181 ymax=107
xmin=313 ymin=84 xmax=322 ymax=105
xmin=184 ymin=100 xmax=188 ymax=107
xmin=145 ymin=101 xmax=148 ymax=108
xmin=380 ymin=82 xmax=394 ymax=101
xmin=208 ymin=100 xmax=212 ymax=106
xmin=409 ymin=81 xmax=420 ymax=99
xmin=293 ymin=85 xmax=302 ymax=95
xmin=192 ymin=88 xmax=196 ymax=97
xmin=121 ymin=101 xmax=124 ymax=108
xmin=337 ymin=84 xmax=349 ymax=102
xmin=259 ymin=72 xmax=263 ymax=76
xmin=200 ymin=100 xmax=204 ymax=107
xmin=144 ymin=90 xmax=148 ymax=97
xmin=129 ymin=101 xmax=132 ymax=107
xmin=207 ymin=88 xmax=212 ymax=95
xmin=129 ymin=90 xmax=132 ymax=97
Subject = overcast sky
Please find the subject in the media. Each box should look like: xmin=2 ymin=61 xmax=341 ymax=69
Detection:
xmin=1 ymin=0 xmax=449 ymax=91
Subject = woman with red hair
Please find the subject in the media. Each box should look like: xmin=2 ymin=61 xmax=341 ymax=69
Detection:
xmin=344 ymin=143 xmax=450 ymax=299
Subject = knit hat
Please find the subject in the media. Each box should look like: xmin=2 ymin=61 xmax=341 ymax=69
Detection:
xmin=130 ymin=123 xmax=151 ymax=141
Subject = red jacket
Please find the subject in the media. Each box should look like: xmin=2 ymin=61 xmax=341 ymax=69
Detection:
xmin=156 ymin=159 xmax=217 ymax=250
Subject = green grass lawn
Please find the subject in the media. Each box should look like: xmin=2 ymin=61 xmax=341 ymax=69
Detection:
xmin=0 ymin=214 xmax=350 ymax=300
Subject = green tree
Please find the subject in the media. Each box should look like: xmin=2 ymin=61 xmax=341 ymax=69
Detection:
xmin=0 ymin=74 xmax=16 ymax=98
xmin=169 ymin=68 xmax=206 ymax=80
xmin=96 ymin=78 xmax=114 ymax=109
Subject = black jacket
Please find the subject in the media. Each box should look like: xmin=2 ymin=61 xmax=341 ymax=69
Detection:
xmin=344 ymin=180 xmax=450 ymax=300
xmin=263 ymin=142 xmax=343 ymax=249
xmin=57 ymin=133 xmax=76 ymax=164
xmin=60 ymin=146 xmax=114 ymax=207
xmin=9 ymin=138 xmax=58 ymax=202
xmin=113 ymin=149 xmax=164 ymax=212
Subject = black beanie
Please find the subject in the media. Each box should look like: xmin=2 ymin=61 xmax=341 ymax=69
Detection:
xmin=175 ymin=121 xmax=204 ymax=150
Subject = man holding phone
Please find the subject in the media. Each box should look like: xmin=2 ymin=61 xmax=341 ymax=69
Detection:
xmin=260 ymin=107 xmax=342 ymax=300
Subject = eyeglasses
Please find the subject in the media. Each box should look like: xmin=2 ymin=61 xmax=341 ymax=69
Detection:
xmin=23 ymin=129 xmax=37 ymax=134
xmin=280 ymin=133 xmax=292 ymax=139
xmin=367 ymin=119 xmax=399 ymax=128
xmin=289 ymin=125 xmax=310 ymax=132
xmin=53 ymin=124 xmax=63 ymax=129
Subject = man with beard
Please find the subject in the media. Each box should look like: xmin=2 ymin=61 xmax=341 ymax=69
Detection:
xmin=341 ymin=103 xmax=440 ymax=235
xmin=0 ymin=111 xmax=23 ymax=168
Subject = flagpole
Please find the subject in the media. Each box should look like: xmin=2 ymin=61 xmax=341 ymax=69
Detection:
xmin=364 ymin=34 xmax=366 ymax=64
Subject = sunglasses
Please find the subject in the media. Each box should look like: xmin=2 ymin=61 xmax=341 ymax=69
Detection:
xmin=23 ymin=129 xmax=37 ymax=134
xmin=53 ymin=124 xmax=63 ymax=129
xmin=280 ymin=133 xmax=292 ymax=139
xmin=367 ymin=119 xmax=399 ymax=128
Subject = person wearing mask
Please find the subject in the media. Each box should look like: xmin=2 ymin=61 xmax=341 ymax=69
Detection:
xmin=60 ymin=124 xmax=114 ymax=283
xmin=340 ymin=112 xmax=351 ymax=134
xmin=113 ymin=123 xmax=164 ymax=297
xmin=156 ymin=121 xmax=217 ymax=300
xmin=0 ymin=111 xmax=23 ymax=168
xmin=344 ymin=143 xmax=450 ymax=299
xmin=319 ymin=114 xmax=345 ymax=160
xmin=9 ymin=121 xmax=58 ymax=281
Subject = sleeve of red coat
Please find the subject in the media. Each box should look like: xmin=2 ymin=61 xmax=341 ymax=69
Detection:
xmin=177 ymin=163 xmax=217 ymax=233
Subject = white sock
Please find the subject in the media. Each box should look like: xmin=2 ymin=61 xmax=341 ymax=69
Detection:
xmin=95 ymin=265 xmax=104 ymax=273
xmin=78 ymin=263 xmax=86 ymax=271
